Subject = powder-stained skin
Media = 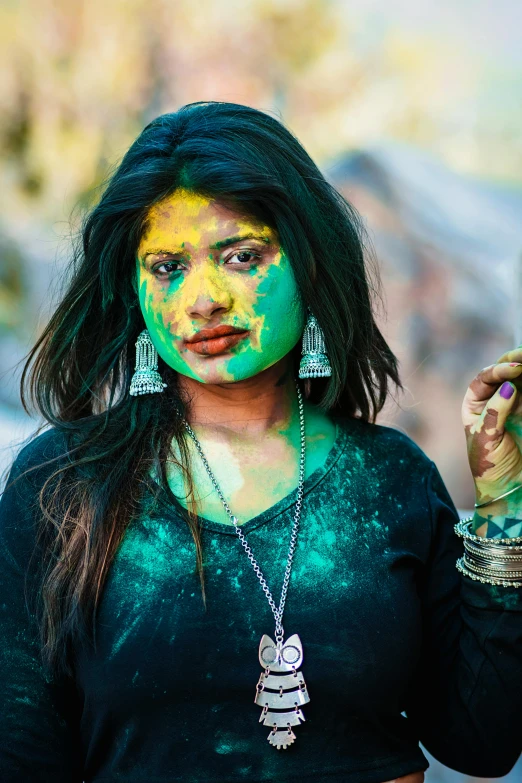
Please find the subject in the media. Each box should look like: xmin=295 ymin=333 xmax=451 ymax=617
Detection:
xmin=464 ymin=406 xmax=499 ymax=479
xmin=136 ymin=189 xmax=305 ymax=385
xmin=462 ymin=359 xmax=522 ymax=536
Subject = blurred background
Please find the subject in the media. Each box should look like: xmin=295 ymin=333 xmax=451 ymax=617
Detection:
xmin=1 ymin=1 xmax=521 ymax=779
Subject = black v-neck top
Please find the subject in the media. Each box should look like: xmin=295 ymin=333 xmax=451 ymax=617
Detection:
xmin=1 ymin=417 xmax=522 ymax=783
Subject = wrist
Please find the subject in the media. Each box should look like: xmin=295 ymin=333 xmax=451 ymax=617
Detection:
xmin=473 ymin=479 xmax=522 ymax=512
xmin=472 ymin=503 xmax=522 ymax=538
xmin=455 ymin=517 xmax=522 ymax=586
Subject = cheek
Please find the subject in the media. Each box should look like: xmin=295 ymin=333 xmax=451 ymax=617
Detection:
xmin=139 ymin=274 xmax=180 ymax=320
xmin=252 ymin=255 xmax=304 ymax=347
xmin=137 ymin=274 xmax=184 ymax=348
xmin=224 ymin=260 xmax=304 ymax=380
xmin=137 ymin=253 xmax=304 ymax=357
xmin=137 ymin=274 xmax=201 ymax=378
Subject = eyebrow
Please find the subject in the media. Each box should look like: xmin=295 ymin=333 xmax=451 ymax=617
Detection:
xmin=209 ymin=233 xmax=271 ymax=250
xmin=142 ymin=234 xmax=271 ymax=258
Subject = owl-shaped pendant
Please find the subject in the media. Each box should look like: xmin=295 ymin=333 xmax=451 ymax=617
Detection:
xmin=254 ymin=633 xmax=310 ymax=750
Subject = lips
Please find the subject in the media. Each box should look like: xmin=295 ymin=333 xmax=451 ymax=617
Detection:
xmin=185 ymin=325 xmax=247 ymax=343
xmin=184 ymin=325 xmax=249 ymax=356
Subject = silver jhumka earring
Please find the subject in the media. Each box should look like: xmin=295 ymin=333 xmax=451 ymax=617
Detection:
xmin=298 ymin=308 xmax=332 ymax=379
xmin=129 ymin=329 xmax=167 ymax=396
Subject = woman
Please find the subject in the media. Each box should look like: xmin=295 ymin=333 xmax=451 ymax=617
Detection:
xmin=1 ymin=101 xmax=522 ymax=783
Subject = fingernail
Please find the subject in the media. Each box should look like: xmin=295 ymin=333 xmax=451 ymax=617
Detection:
xmin=509 ymin=363 xmax=522 ymax=367
xmin=500 ymin=381 xmax=515 ymax=399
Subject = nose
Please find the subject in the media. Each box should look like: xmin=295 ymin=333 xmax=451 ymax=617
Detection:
xmin=185 ymin=277 xmax=233 ymax=321
xmin=186 ymin=294 xmax=230 ymax=321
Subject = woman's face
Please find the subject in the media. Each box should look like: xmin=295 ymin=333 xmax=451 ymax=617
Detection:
xmin=135 ymin=189 xmax=305 ymax=384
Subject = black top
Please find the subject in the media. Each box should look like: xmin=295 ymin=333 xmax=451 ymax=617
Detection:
xmin=1 ymin=417 xmax=522 ymax=783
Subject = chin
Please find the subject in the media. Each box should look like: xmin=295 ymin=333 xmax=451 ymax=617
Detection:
xmin=186 ymin=360 xmax=274 ymax=385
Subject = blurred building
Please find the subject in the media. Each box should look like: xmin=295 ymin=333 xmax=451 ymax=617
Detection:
xmin=330 ymin=142 xmax=522 ymax=507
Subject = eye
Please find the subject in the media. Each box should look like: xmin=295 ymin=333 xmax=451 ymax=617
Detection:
xmin=225 ymin=250 xmax=260 ymax=267
xmin=152 ymin=260 xmax=184 ymax=278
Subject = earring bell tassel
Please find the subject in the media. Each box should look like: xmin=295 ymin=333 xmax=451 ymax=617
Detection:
xmin=129 ymin=330 xmax=168 ymax=396
xmin=298 ymin=313 xmax=332 ymax=379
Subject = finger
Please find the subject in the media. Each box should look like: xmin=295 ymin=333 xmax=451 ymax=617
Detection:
xmin=462 ymin=362 xmax=522 ymax=428
xmin=474 ymin=381 xmax=518 ymax=449
xmin=466 ymin=362 xmax=522 ymax=403
xmin=497 ymin=345 xmax=522 ymax=363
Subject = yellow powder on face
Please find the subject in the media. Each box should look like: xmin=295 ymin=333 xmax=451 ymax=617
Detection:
xmin=136 ymin=188 xmax=304 ymax=384
xmin=139 ymin=188 xmax=277 ymax=256
xmin=139 ymin=189 xmax=217 ymax=254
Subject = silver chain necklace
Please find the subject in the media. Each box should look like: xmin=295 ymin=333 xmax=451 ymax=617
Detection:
xmin=182 ymin=378 xmax=310 ymax=750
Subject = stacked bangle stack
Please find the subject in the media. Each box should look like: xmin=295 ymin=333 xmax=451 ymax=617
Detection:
xmin=454 ymin=482 xmax=522 ymax=588
xmin=454 ymin=520 xmax=522 ymax=587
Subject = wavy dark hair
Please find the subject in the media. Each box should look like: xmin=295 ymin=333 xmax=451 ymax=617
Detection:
xmin=7 ymin=100 xmax=402 ymax=680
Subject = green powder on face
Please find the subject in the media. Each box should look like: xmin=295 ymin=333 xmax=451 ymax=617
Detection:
xmin=135 ymin=189 xmax=305 ymax=385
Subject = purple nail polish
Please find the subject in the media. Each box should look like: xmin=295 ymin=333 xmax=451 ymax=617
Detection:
xmin=500 ymin=381 xmax=515 ymax=399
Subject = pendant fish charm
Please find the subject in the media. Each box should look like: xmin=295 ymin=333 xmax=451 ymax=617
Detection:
xmin=254 ymin=633 xmax=310 ymax=749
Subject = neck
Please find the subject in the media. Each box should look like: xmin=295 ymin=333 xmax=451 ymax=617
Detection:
xmin=178 ymin=358 xmax=300 ymax=438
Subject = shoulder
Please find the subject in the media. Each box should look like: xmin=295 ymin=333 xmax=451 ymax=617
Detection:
xmin=337 ymin=416 xmax=432 ymax=473
xmin=334 ymin=416 xmax=436 ymax=506
xmin=333 ymin=418 xmax=454 ymax=551
xmin=0 ymin=428 xmax=70 ymax=576
xmin=335 ymin=415 xmax=458 ymax=520
xmin=13 ymin=426 xmax=69 ymax=467
xmin=2 ymin=426 xmax=70 ymax=502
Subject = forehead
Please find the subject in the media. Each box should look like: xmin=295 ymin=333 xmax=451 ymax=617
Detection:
xmin=139 ymin=188 xmax=275 ymax=249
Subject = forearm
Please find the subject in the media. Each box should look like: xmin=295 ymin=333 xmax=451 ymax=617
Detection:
xmin=472 ymin=496 xmax=522 ymax=538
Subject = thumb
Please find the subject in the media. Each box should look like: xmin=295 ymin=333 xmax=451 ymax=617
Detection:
xmin=479 ymin=381 xmax=517 ymax=440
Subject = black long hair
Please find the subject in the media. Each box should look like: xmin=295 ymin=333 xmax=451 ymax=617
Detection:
xmin=10 ymin=101 xmax=401 ymax=680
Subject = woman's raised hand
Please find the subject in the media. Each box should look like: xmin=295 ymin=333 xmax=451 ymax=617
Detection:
xmin=462 ymin=347 xmax=522 ymax=533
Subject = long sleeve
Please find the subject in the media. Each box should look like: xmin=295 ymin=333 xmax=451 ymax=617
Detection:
xmin=0 ymin=435 xmax=84 ymax=782
xmin=404 ymin=460 xmax=522 ymax=777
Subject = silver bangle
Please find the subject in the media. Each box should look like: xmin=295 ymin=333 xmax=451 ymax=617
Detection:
xmin=456 ymin=556 xmax=522 ymax=588
xmin=464 ymin=549 xmax=522 ymax=573
xmin=454 ymin=516 xmax=522 ymax=545
xmin=464 ymin=536 xmax=522 ymax=573
xmin=474 ymin=483 xmax=522 ymax=508
xmin=462 ymin=553 xmax=522 ymax=577
xmin=455 ymin=516 xmax=522 ymax=587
